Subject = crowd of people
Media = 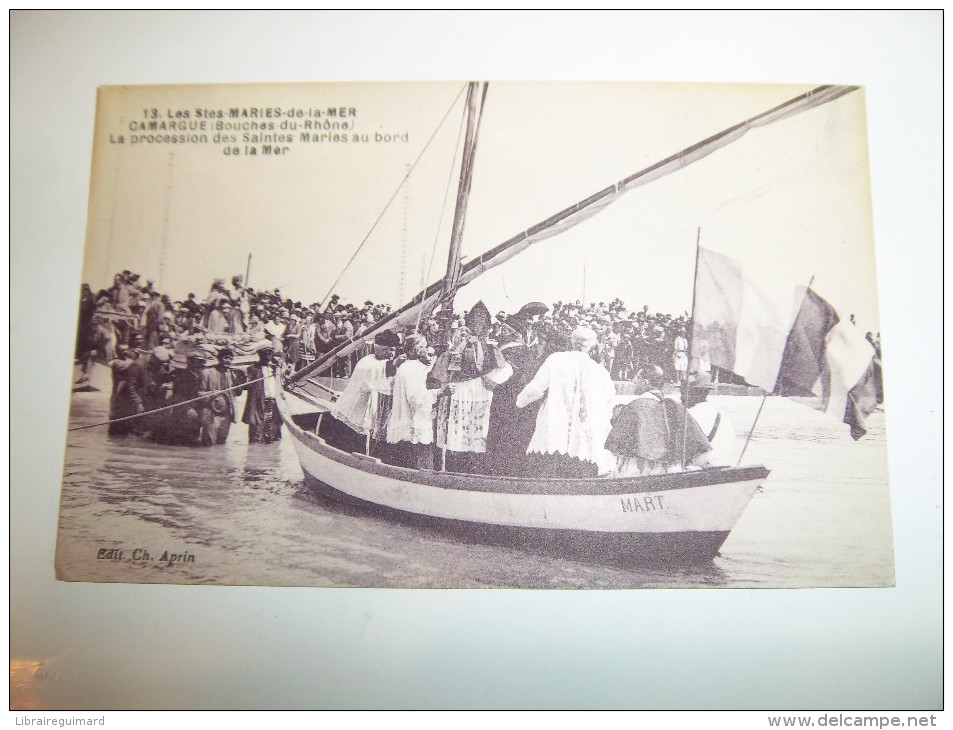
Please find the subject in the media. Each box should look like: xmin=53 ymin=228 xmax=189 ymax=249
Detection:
xmin=76 ymin=270 xmax=397 ymax=447
xmin=100 ymin=329 xmax=286 ymax=447
xmin=76 ymin=269 xmax=882 ymax=474
xmin=412 ymin=298 xmax=696 ymax=386
xmin=79 ymin=271 xmax=707 ymax=442
xmin=75 ymin=271 xmax=397 ymax=377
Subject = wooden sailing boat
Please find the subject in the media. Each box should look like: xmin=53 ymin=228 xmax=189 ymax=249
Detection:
xmin=276 ymin=82 xmax=858 ymax=566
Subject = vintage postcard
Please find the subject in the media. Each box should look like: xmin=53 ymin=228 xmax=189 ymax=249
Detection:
xmin=56 ymin=81 xmax=892 ymax=588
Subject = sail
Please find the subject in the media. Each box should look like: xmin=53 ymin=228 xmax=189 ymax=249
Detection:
xmin=690 ymin=246 xmax=805 ymax=392
xmin=288 ymin=84 xmax=859 ymax=384
xmin=457 ymin=85 xmax=858 ymax=288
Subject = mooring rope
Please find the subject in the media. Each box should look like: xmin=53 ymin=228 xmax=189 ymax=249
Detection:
xmin=67 ymin=371 xmax=275 ymax=432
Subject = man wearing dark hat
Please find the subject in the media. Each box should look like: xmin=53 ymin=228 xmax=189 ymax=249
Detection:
xmin=604 ymin=365 xmax=711 ymax=476
xmin=141 ymin=333 xmax=177 ymax=439
xmin=386 ymin=333 xmax=438 ymax=470
xmin=330 ymin=310 xmax=354 ymax=377
xmin=107 ymin=335 xmax=150 ymax=437
xmin=322 ymin=329 xmax=403 ymax=458
xmin=486 ymin=302 xmax=548 ymax=476
xmin=242 ymin=342 xmax=282 ymax=443
xmin=427 ymin=301 xmax=511 ymax=474
xmin=312 ymin=312 xmax=334 ymax=359
xmin=198 ymin=347 xmax=238 ymax=446
xmin=183 ymin=293 xmax=201 ymax=317
xmin=167 ymin=353 xmax=206 ymax=445
xmin=502 ymin=301 xmax=548 ymax=354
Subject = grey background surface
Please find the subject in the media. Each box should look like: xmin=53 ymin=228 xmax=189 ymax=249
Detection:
xmin=9 ymin=10 xmax=943 ymax=710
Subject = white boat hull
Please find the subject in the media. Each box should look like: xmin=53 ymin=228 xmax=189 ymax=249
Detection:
xmin=278 ymin=394 xmax=767 ymax=565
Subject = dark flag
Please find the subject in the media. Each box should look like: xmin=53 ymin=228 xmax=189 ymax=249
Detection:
xmin=843 ymin=361 xmax=881 ymax=440
xmin=776 ymin=287 xmax=879 ymax=439
xmin=775 ymin=287 xmax=840 ymax=395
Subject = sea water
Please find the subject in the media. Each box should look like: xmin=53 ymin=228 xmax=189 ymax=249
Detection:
xmin=54 ymin=367 xmax=893 ymax=589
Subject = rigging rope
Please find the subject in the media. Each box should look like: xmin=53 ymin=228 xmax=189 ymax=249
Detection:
xmin=317 ymin=82 xmax=470 ymax=309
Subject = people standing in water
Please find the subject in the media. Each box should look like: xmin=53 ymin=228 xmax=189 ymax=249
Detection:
xmin=107 ymin=341 xmax=147 ymax=436
xmin=109 ymin=335 xmax=156 ymax=434
xmin=242 ymin=342 xmax=282 ymax=444
xmin=198 ymin=347 xmax=239 ymax=446
xmin=166 ymin=353 xmax=206 ymax=445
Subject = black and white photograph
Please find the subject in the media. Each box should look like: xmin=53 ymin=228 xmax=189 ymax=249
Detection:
xmin=56 ymin=80 xmax=892 ymax=589
xmin=12 ymin=10 xmax=941 ymax=714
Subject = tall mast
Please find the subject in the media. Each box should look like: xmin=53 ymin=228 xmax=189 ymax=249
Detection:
xmin=681 ymin=226 xmax=702 ymax=468
xmin=434 ymin=81 xmax=488 ymax=350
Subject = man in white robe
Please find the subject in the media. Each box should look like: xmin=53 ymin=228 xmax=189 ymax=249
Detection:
xmin=515 ymin=326 xmax=616 ymax=477
xmin=386 ymin=334 xmax=437 ymax=470
xmin=326 ymin=330 xmax=401 ymax=457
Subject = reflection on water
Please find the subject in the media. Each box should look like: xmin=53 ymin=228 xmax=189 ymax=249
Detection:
xmin=55 ymin=370 xmax=894 ymax=589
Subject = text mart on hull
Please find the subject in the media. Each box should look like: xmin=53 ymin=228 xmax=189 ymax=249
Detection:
xmin=280 ymin=398 xmax=767 ymax=566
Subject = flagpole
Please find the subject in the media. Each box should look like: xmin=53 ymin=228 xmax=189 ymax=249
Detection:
xmin=736 ymin=273 xmax=815 ymax=465
xmin=682 ymin=227 xmax=702 ymax=468
xmin=737 ymin=394 xmax=767 ymax=465
xmin=687 ymin=226 xmax=702 ymax=374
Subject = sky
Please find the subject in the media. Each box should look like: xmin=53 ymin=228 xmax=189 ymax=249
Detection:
xmin=81 ymin=80 xmax=880 ymax=331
